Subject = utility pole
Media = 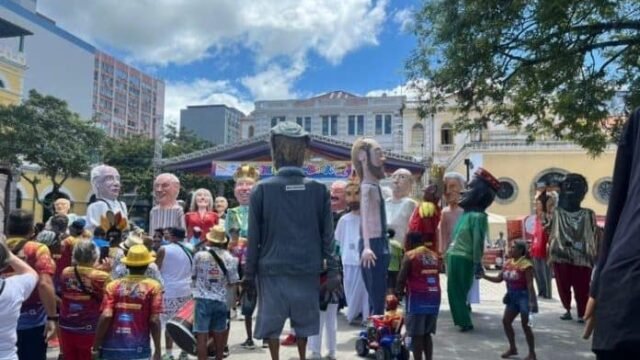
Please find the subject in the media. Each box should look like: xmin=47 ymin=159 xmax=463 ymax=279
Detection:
xmin=152 ymin=115 xmax=163 ymax=178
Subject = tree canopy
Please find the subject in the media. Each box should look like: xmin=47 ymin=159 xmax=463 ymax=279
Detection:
xmin=0 ymin=90 xmax=105 ymax=205
xmin=407 ymin=0 xmax=640 ymax=154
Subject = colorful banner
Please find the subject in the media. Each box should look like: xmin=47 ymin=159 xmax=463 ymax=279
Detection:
xmin=211 ymin=161 xmax=353 ymax=180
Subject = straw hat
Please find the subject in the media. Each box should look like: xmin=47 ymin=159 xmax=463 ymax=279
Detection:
xmin=120 ymin=244 xmax=155 ymax=266
xmin=120 ymin=234 xmax=144 ymax=252
xmin=205 ymin=225 xmax=228 ymax=244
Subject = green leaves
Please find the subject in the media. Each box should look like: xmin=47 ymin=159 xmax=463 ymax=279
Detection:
xmin=408 ymin=0 xmax=640 ymax=155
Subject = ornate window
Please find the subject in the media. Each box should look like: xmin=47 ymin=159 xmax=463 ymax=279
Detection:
xmin=248 ymin=125 xmax=254 ymax=138
xmin=441 ymin=123 xmax=453 ymax=145
xmin=411 ymin=123 xmax=424 ymax=148
xmin=495 ymin=177 xmax=518 ymax=204
xmin=593 ymin=177 xmax=613 ymax=204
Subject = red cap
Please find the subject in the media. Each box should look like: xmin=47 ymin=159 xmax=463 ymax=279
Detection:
xmin=475 ymin=167 xmax=500 ymax=191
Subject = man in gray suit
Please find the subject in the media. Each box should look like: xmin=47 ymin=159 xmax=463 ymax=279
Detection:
xmin=245 ymin=121 xmax=340 ymax=360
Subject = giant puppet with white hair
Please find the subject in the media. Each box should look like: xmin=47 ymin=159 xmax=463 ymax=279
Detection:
xmin=85 ymin=165 xmax=128 ymax=231
xmin=149 ymin=173 xmax=186 ymax=232
xmin=385 ymin=168 xmax=417 ymax=247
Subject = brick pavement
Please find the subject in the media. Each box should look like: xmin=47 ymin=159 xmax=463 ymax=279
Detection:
xmin=47 ymin=272 xmax=596 ymax=359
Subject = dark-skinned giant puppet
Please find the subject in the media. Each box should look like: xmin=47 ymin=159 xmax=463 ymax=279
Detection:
xmin=351 ymin=137 xmax=390 ymax=315
xmin=584 ymin=108 xmax=640 ymax=358
xmin=446 ymin=167 xmax=499 ymax=331
xmin=245 ymin=121 xmax=339 ymax=359
xmin=225 ymin=165 xmax=260 ymax=237
xmin=85 ymin=165 xmax=128 ymax=232
xmin=547 ymin=173 xmax=598 ymax=322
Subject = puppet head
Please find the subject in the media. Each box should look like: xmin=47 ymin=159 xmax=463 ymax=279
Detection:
xmin=459 ymin=167 xmax=499 ymax=212
xmin=91 ymin=165 xmax=121 ymax=201
xmin=330 ymin=180 xmax=347 ymax=212
xmin=233 ymin=165 xmax=259 ymax=206
xmin=190 ymin=188 xmax=214 ymax=212
xmin=53 ymin=198 xmax=71 ymax=215
xmin=345 ymin=175 xmax=361 ymax=211
xmin=443 ymin=172 xmax=465 ymax=207
xmin=154 ymin=173 xmax=180 ymax=208
xmin=390 ymin=168 xmax=413 ymax=200
xmin=558 ymin=173 xmax=588 ymax=211
xmin=422 ymin=183 xmax=439 ymax=203
xmin=214 ymin=196 xmax=228 ymax=215
xmin=270 ymin=121 xmax=310 ymax=170
xmin=351 ymin=137 xmax=386 ymax=182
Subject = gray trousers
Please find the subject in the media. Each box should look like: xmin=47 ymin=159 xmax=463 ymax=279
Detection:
xmin=533 ymin=257 xmax=553 ymax=299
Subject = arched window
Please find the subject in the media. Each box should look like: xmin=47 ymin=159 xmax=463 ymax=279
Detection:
xmin=248 ymin=125 xmax=255 ymax=138
xmin=441 ymin=123 xmax=453 ymax=145
xmin=411 ymin=123 xmax=424 ymax=148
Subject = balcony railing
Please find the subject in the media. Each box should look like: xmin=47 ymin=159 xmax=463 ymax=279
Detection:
xmin=438 ymin=144 xmax=455 ymax=152
xmin=0 ymin=45 xmax=26 ymax=66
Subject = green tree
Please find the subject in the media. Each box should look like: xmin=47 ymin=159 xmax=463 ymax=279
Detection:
xmin=0 ymin=90 xmax=105 ymax=209
xmin=407 ymin=0 xmax=640 ymax=154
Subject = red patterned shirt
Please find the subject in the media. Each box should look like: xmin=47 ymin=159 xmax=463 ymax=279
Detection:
xmin=60 ymin=265 xmax=111 ymax=334
xmin=503 ymin=257 xmax=533 ymax=291
xmin=100 ymin=275 xmax=163 ymax=360
xmin=2 ymin=238 xmax=56 ymax=330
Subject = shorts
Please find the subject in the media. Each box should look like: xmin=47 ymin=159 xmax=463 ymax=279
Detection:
xmin=505 ymin=290 xmax=530 ymax=315
xmin=193 ymin=298 xmax=228 ymax=333
xmin=405 ymin=313 xmax=438 ymax=336
xmin=161 ymin=296 xmax=191 ymax=326
xmin=254 ymin=275 xmax=319 ymax=340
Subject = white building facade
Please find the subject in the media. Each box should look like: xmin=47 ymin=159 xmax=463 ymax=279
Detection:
xmin=244 ymin=91 xmax=406 ymax=153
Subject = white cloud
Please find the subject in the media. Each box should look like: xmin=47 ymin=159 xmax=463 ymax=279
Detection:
xmin=164 ymin=79 xmax=254 ymax=128
xmin=240 ymin=57 xmax=306 ymax=100
xmin=366 ymin=79 xmax=429 ymax=100
xmin=393 ymin=7 xmax=414 ymax=33
xmin=39 ymin=0 xmax=389 ymax=67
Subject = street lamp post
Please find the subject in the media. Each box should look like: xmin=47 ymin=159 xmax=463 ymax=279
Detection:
xmin=464 ymin=158 xmax=473 ymax=182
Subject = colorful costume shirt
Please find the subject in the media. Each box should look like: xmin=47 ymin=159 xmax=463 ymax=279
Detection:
xmin=446 ymin=212 xmax=489 ymax=264
xmin=192 ymin=247 xmax=240 ymax=302
xmin=548 ymin=207 xmax=598 ymax=267
xmin=100 ymin=275 xmax=163 ymax=360
xmin=502 ymin=257 xmax=533 ymax=291
xmin=225 ymin=206 xmax=249 ymax=237
xmin=2 ymin=238 xmax=56 ymax=330
xmin=408 ymin=201 xmax=441 ymax=253
xmin=404 ymin=246 xmax=441 ymax=315
xmin=59 ymin=266 xmax=111 ymax=333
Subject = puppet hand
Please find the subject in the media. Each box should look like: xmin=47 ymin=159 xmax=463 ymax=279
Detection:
xmin=583 ymin=297 xmax=597 ymax=339
xmin=360 ymin=248 xmax=377 ymax=268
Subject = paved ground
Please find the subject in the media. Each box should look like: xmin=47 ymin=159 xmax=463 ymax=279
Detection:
xmin=48 ymin=272 xmax=596 ymax=359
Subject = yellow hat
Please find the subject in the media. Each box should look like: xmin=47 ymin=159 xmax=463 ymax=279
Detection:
xmin=120 ymin=244 xmax=156 ymax=266
xmin=205 ymin=225 xmax=228 ymax=244
xmin=233 ymin=164 xmax=260 ymax=182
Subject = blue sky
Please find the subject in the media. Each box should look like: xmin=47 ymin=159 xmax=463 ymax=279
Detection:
xmin=39 ymin=0 xmax=420 ymax=125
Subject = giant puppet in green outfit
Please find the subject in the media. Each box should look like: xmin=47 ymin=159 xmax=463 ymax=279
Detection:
xmin=225 ymin=165 xmax=260 ymax=237
xmin=446 ymin=167 xmax=500 ymax=331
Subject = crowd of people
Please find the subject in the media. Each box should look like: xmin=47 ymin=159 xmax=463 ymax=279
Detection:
xmin=0 ymin=116 xmax=632 ymax=360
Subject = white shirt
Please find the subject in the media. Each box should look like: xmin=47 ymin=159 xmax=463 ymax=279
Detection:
xmin=192 ymin=247 xmax=239 ymax=302
xmin=160 ymin=243 xmax=193 ymax=298
xmin=0 ymin=274 xmax=38 ymax=360
xmin=385 ymin=197 xmax=417 ymax=246
xmin=85 ymin=199 xmax=128 ymax=231
xmin=335 ymin=212 xmax=362 ymax=266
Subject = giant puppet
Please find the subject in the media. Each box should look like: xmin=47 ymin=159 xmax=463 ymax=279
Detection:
xmin=225 ymin=165 xmax=260 ymax=237
xmin=330 ymin=180 xmax=348 ymax=226
xmin=385 ymin=168 xmax=417 ymax=246
xmin=547 ymin=173 xmax=598 ymax=322
xmin=85 ymin=165 xmax=128 ymax=231
xmin=351 ymin=137 xmax=389 ymax=315
xmin=585 ymin=108 xmax=640 ymax=358
xmin=185 ymin=188 xmax=218 ymax=241
xmin=245 ymin=121 xmax=339 ymax=359
xmin=149 ymin=173 xmax=185 ymax=232
xmin=446 ymin=168 xmax=499 ymax=331
xmin=45 ymin=198 xmax=77 ymax=230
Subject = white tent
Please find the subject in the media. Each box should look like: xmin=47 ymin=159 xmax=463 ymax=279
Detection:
xmin=486 ymin=212 xmax=507 ymax=245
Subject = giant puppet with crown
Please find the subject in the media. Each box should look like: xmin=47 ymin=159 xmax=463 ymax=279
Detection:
xmin=225 ymin=165 xmax=260 ymax=237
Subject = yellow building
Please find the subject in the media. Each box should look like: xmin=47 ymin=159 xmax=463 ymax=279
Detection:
xmin=0 ymin=18 xmax=30 ymax=106
xmin=17 ymin=166 xmax=93 ymax=223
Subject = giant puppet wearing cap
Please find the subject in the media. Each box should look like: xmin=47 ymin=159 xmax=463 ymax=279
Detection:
xmin=245 ymin=121 xmax=339 ymax=359
xmin=445 ymin=167 xmax=499 ymax=332
xmin=225 ymin=165 xmax=260 ymax=238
